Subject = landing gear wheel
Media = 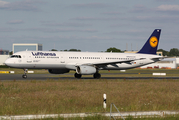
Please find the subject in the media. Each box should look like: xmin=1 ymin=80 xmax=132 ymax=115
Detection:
xmin=74 ymin=73 xmax=82 ymax=79
xmin=93 ymin=73 xmax=101 ymax=79
xmin=22 ymin=69 xmax=28 ymax=79
xmin=22 ymin=74 xmax=27 ymax=79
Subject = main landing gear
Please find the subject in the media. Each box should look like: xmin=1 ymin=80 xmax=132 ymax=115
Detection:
xmin=74 ymin=73 xmax=82 ymax=79
xmin=22 ymin=69 xmax=28 ymax=79
xmin=74 ymin=72 xmax=101 ymax=79
xmin=93 ymin=73 xmax=101 ymax=79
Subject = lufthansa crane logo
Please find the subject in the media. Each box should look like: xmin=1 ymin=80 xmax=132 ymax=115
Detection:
xmin=149 ymin=36 xmax=158 ymax=48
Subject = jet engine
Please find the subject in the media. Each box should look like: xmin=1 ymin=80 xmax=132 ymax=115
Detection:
xmin=48 ymin=69 xmax=70 ymax=74
xmin=76 ymin=66 xmax=96 ymax=75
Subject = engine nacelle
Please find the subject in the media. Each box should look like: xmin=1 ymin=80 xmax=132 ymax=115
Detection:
xmin=48 ymin=69 xmax=70 ymax=74
xmin=76 ymin=66 xmax=96 ymax=75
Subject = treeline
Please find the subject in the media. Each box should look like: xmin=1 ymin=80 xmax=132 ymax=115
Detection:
xmin=50 ymin=48 xmax=121 ymax=52
xmin=157 ymin=48 xmax=179 ymax=57
xmin=51 ymin=49 xmax=81 ymax=52
xmin=105 ymin=47 xmax=179 ymax=56
xmin=50 ymin=48 xmax=179 ymax=57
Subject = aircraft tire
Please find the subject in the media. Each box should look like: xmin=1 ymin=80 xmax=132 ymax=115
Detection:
xmin=93 ymin=73 xmax=101 ymax=79
xmin=22 ymin=74 xmax=27 ymax=79
xmin=74 ymin=73 xmax=82 ymax=79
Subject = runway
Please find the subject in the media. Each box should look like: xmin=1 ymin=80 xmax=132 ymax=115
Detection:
xmin=0 ymin=74 xmax=61 ymax=80
xmin=1 ymin=73 xmax=179 ymax=80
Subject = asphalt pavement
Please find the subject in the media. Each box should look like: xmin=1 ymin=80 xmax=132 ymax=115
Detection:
xmin=1 ymin=73 xmax=179 ymax=80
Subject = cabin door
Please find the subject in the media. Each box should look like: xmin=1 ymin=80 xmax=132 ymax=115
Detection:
xmin=27 ymin=53 xmax=32 ymax=63
xmin=60 ymin=54 xmax=65 ymax=63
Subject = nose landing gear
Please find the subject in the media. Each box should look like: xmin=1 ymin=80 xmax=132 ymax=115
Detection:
xmin=22 ymin=69 xmax=28 ymax=79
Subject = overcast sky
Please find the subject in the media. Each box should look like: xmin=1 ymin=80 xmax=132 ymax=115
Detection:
xmin=0 ymin=0 xmax=179 ymax=52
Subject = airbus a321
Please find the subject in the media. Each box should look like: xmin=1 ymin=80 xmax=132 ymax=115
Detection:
xmin=5 ymin=29 xmax=162 ymax=79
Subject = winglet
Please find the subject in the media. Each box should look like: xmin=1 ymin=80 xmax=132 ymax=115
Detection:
xmin=138 ymin=29 xmax=161 ymax=55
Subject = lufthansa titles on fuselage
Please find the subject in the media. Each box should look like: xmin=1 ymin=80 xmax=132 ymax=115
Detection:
xmin=31 ymin=52 xmax=56 ymax=56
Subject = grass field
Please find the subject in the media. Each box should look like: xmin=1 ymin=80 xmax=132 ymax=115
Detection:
xmin=0 ymin=79 xmax=179 ymax=115
xmin=0 ymin=68 xmax=179 ymax=119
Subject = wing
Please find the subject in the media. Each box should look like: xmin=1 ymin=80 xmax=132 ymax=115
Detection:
xmin=79 ymin=58 xmax=145 ymax=67
xmin=151 ymin=56 xmax=169 ymax=61
xmin=93 ymin=56 xmax=169 ymax=66
xmin=93 ymin=59 xmax=136 ymax=66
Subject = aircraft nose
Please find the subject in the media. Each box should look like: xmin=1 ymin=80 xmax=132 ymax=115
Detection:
xmin=5 ymin=59 xmax=12 ymax=66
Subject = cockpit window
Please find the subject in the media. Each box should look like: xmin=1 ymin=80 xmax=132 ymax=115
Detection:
xmin=11 ymin=55 xmax=21 ymax=58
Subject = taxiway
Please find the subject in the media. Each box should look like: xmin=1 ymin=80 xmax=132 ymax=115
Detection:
xmin=1 ymin=74 xmax=179 ymax=80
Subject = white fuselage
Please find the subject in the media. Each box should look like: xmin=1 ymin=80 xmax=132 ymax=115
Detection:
xmin=4 ymin=29 xmax=162 ymax=79
xmin=5 ymin=51 xmax=161 ymax=70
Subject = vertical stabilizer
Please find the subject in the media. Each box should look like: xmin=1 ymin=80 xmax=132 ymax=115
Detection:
xmin=138 ymin=29 xmax=161 ymax=54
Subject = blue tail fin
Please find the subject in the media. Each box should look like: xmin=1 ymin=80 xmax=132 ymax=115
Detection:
xmin=138 ymin=29 xmax=161 ymax=54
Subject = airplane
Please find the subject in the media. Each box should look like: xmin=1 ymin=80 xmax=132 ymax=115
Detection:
xmin=5 ymin=29 xmax=162 ymax=79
